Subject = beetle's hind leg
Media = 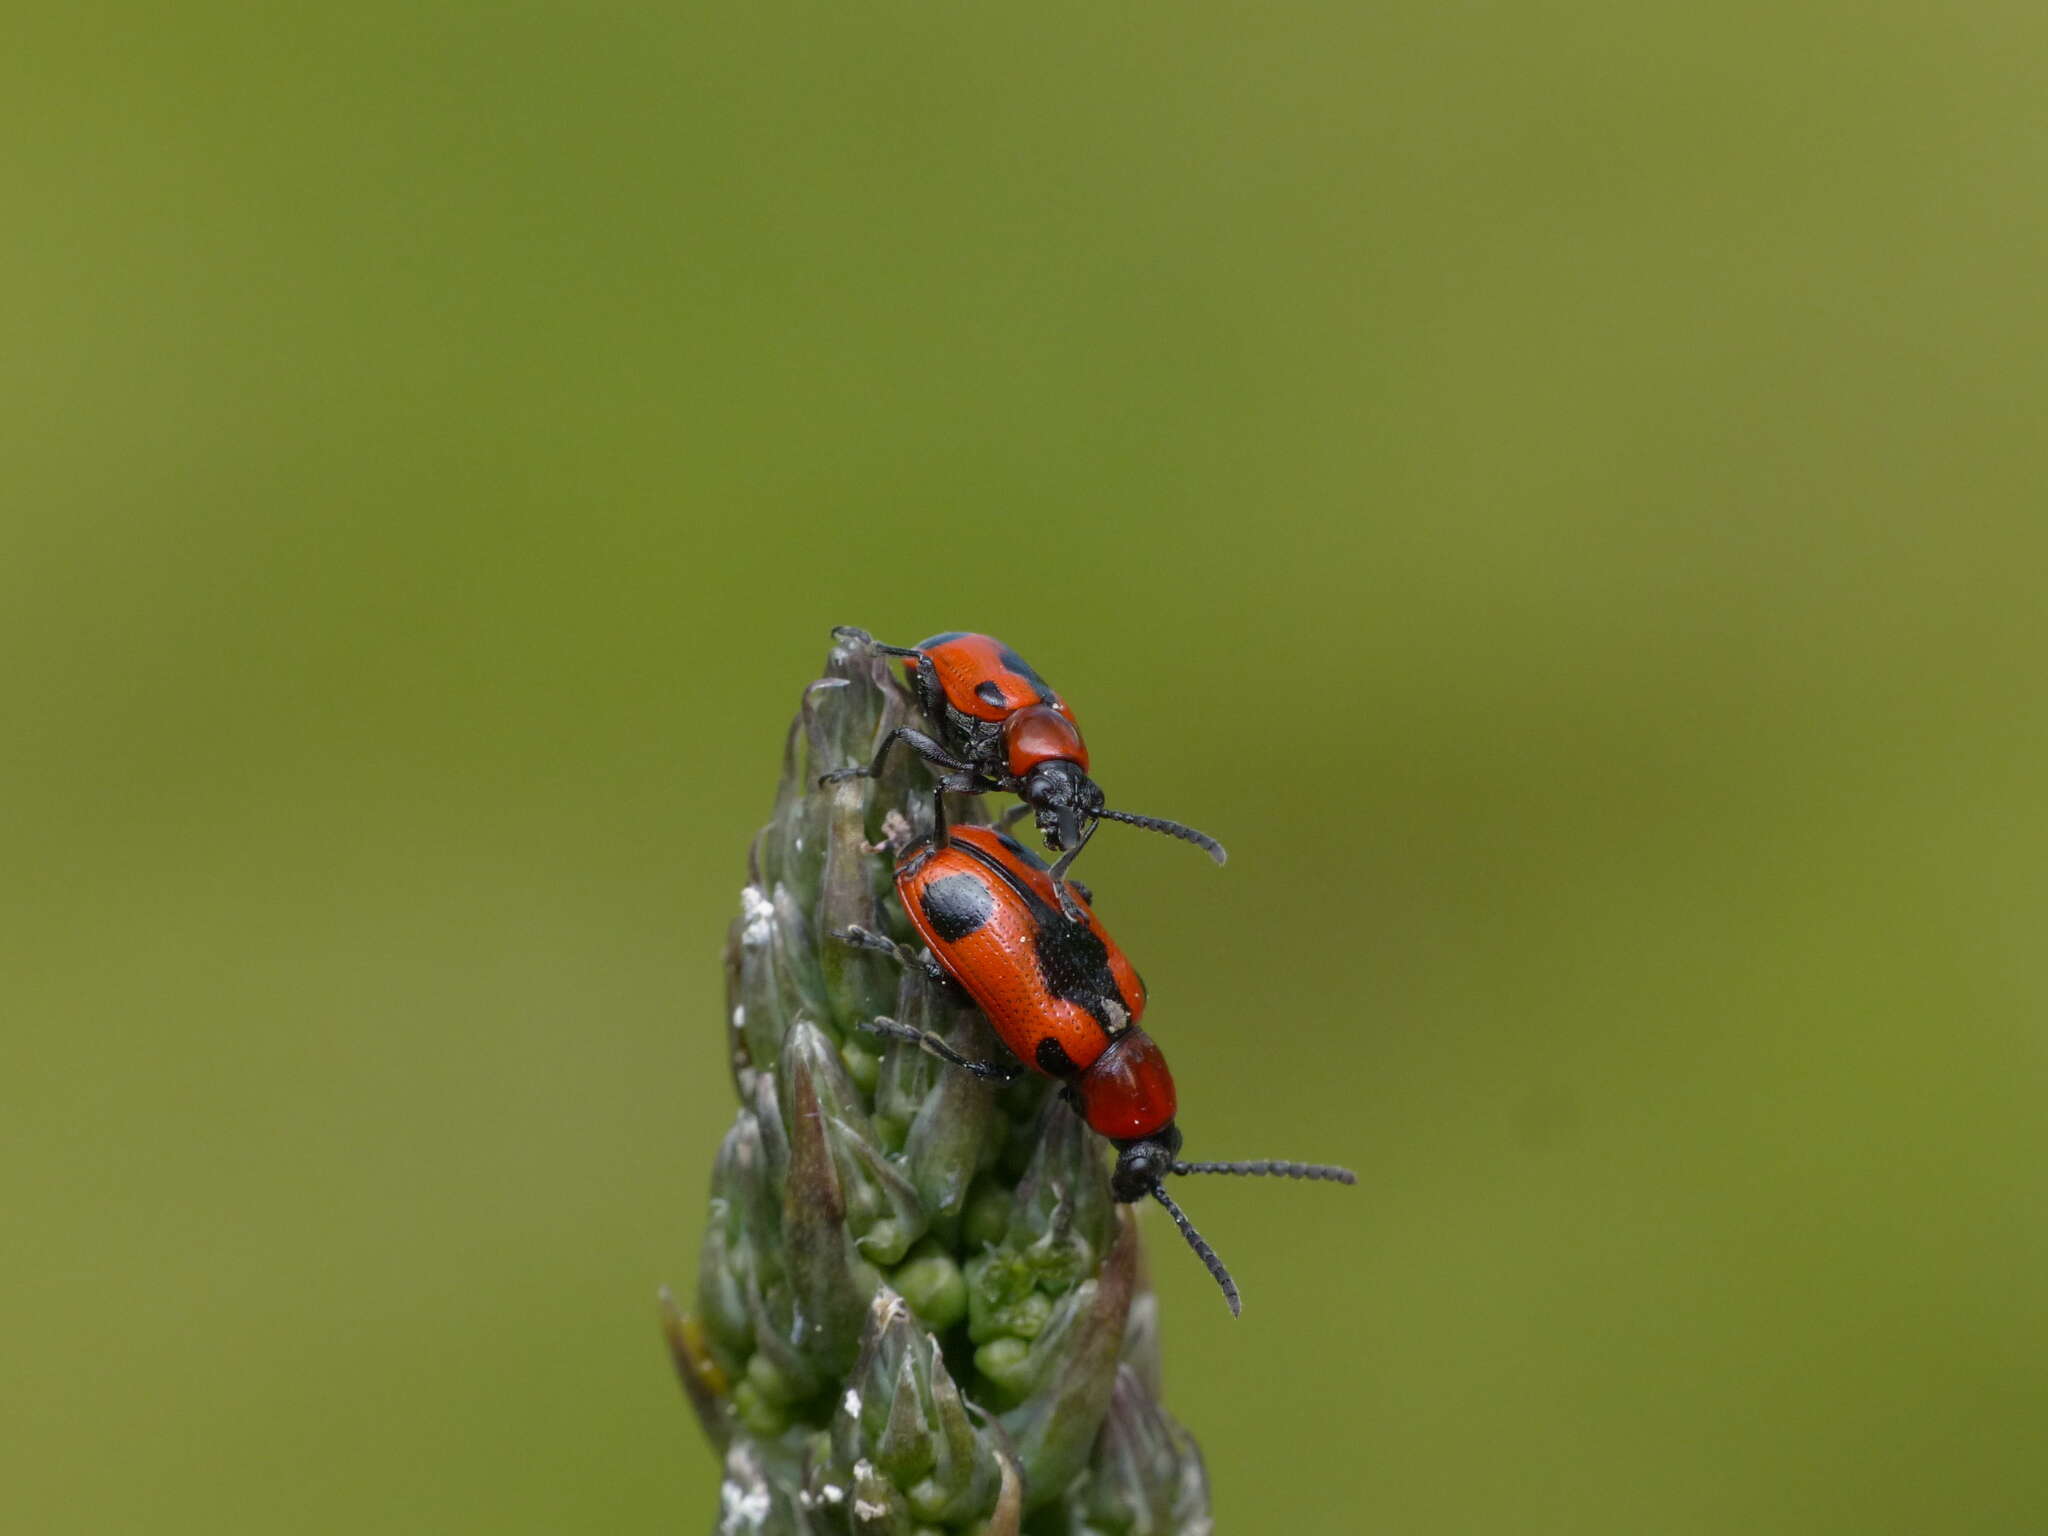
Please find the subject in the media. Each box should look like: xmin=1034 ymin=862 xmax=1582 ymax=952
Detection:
xmin=858 ymin=1015 xmax=1021 ymax=1084
xmin=830 ymin=925 xmax=956 ymax=989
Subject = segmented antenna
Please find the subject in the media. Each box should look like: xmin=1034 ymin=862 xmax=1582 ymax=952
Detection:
xmin=1095 ymin=808 xmax=1228 ymax=865
xmin=1170 ymin=1159 xmax=1357 ymax=1184
xmin=1150 ymin=1184 xmax=1240 ymax=1317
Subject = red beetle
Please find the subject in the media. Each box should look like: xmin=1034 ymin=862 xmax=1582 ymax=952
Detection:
xmin=838 ymin=824 xmax=1353 ymax=1315
xmin=821 ymin=629 xmax=1225 ymax=891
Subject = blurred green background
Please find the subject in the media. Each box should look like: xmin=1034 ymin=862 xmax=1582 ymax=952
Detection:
xmin=6 ymin=2 xmax=2045 ymax=1531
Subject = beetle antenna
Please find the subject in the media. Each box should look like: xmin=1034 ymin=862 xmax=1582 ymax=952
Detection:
xmin=1094 ymin=809 xmax=1228 ymax=866
xmin=1171 ymin=1159 xmax=1357 ymax=1184
xmin=1149 ymin=1184 xmax=1241 ymax=1317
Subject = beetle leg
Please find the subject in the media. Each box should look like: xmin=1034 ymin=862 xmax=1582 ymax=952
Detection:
xmin=818 ymin=726 xmax=972 ymax=789
xmin=860 ymin=638 xmax=937 ymax=720
xmin=831 ymin=925 xmax=955 ymax=988
xmin=992 ymin=797 xmax=1095 ymax=913
xmin=856 ymin=637 xmax=927 ymax=663
xmin=892 ymin=648 xmax=945 ymax=718
xmin=835 ymin=631 xmax=944 ymax=716
xmin=929 ymin=770 xmax=983 ymax=845
xmin=859 ymin=1015 xmax=1021 ymax=1083
xmin=1045 ymin=814 xmax=1102 ymax=920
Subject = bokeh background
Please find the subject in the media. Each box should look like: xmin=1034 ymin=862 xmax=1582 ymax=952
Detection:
xmin=7 ymin=2 xmax=2046 ymax=1532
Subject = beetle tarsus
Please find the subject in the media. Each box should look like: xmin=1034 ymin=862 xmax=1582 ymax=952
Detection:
xmin=858 ymin=1015 xmax=1020 ymax=1083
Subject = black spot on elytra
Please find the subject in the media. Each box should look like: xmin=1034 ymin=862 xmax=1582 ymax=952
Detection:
xmin=1031 ymin=919 xmax=1134 ymax=1038
xmin=975 ymin=679 xmax=1007 ymax=707
xmin=953 ymin=833 xmax=1132 ymax=1039
xmin=920 ymin=873 xmax=995 ymax=942
xmin=1035 ymin=1037 xmax=1079 ymax=1078
xmin=993 ymin=644 xmax=1057 ymax=706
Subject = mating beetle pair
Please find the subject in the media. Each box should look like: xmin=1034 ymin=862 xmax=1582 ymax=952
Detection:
xmin=825 ymin=631 xmax=1353 ymax=1315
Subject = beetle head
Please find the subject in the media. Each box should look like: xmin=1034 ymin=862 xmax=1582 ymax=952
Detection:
xmin=1021 ymin=759 xmax=1105 ymax=852
xmin=1109 ymin=1123 xmax=1184 ymax=1203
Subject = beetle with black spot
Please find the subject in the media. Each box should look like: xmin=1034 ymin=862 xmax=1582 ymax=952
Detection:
xmin=835 ymin=823 xmax=1354 ymax=1316
xmin=820 ymin=628 xmax=1226 ymax=897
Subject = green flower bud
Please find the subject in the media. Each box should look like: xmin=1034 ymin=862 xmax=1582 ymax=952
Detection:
xmin=809 ymin=1291 xmax=1013 ymax=1530
xmin=995 ymin=1210 xmax=1140 ymax=1501
xmin=890 ymin=1243 xmax=968 ymax=1333
xmin=963 ymin=1253 xmax=1055 ymax=1347
xmin=776 ymin=1024 xmax=882 ymax=1376
xmin=1058 ymin=1366 xmax=1213 ymax=1536
xmin=969 ymin=1337 xmax=1033 ymax=1407
xmin=960 ymin=1178 xmax=1012 ymax=1250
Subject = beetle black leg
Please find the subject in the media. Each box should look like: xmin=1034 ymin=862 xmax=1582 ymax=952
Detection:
xmin=831 ymin=925 xmax=955 ymax=988
xmin=862 ymin=639 xmax=928 ymax=663
xmin=897 ymin=772 xmax=988 ymax=876
xmin=929 ymin=770 xmax=982 ymax=845
xmin=836 ymin=631 xmax=944 ymax=717
xmin=818 ymin=726 xmax=973 ymax=789
xmin=859 ymin=1015 xmax=1021 ymax=1083
xmin=888 ymin=648 xmax=945 ymax=718
xmin=995 ymin=803 xmax=1032 ymax=833
xmin=1045 ymin=815 xmax=1102 ymax=920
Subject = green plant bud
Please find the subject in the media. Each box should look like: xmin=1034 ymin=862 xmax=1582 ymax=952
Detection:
xmin=719 ymin=1441 xmax=803 ymax=1536
xmin=813 ymin=1293 xmax=1012 ymax=1532
xmin=900 ymin=1015 xmax=1012 ymax=1241
xmin=770 ymin=882 xmax=835 ymax=1039
xmin=1115 ymin=1253 xmax=1172 ymax=1405
xmin=962 ymin=1250 xmax=1056 ymax=1346
xmin=747 ymin=1348 xmax=808 ymax=1408
xmin=727 ymin=884 xmax=812 ymax=1083
xmin=660 ymin=1287 xmax=733 ymax=1454
xmin=741 ymin=1276 xmax=823 ymax=1405
xmin=673 ymin=631 xmax=1210 ymax=1532
xmin=997 ymin=1211 xmax=1140 ymax=1508
xmin=818 ymin=827 xmax=896 ymax=1036
xmin=777 ymin=1020 xmax=930 ymax=1269
xmin=869 ymin=971 xmax=944 ymax=1150
xmin=749 ymin=1069 xmax=793 ymax=1197
xmin=841 ymin=1036 xmax=882 ymax=1097
xmin=877 ymin=1354 xmax=938 ymax=1487
xmin=732 ymin=1378 xmax=792 ymax=1440
xmin=850 ymin=1458 xmax=911 ymax=1534
xmin=960 ymin=1178 xmax=1012 ymax=1250
xmin=969 ymin=1337 xmax=1033 ymax=1408
xmin=696 ymin=1116 xmax=767 ymax=1367
xmin=890 ymin=1243 xmax=968 ymax=1333
xmin=1058 ymin=1366 xmax=1212 ymax=1536
xmin=1005 ymin=1099 xmax=1115 ymax=1278
xmin=777 ymin=1025 xmax=882 ymax=1375
xmin=843 ymin=1161 xmax=923 ymax=1269
xmin=970 ymin=1456 xmax=1024 ymax=1536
